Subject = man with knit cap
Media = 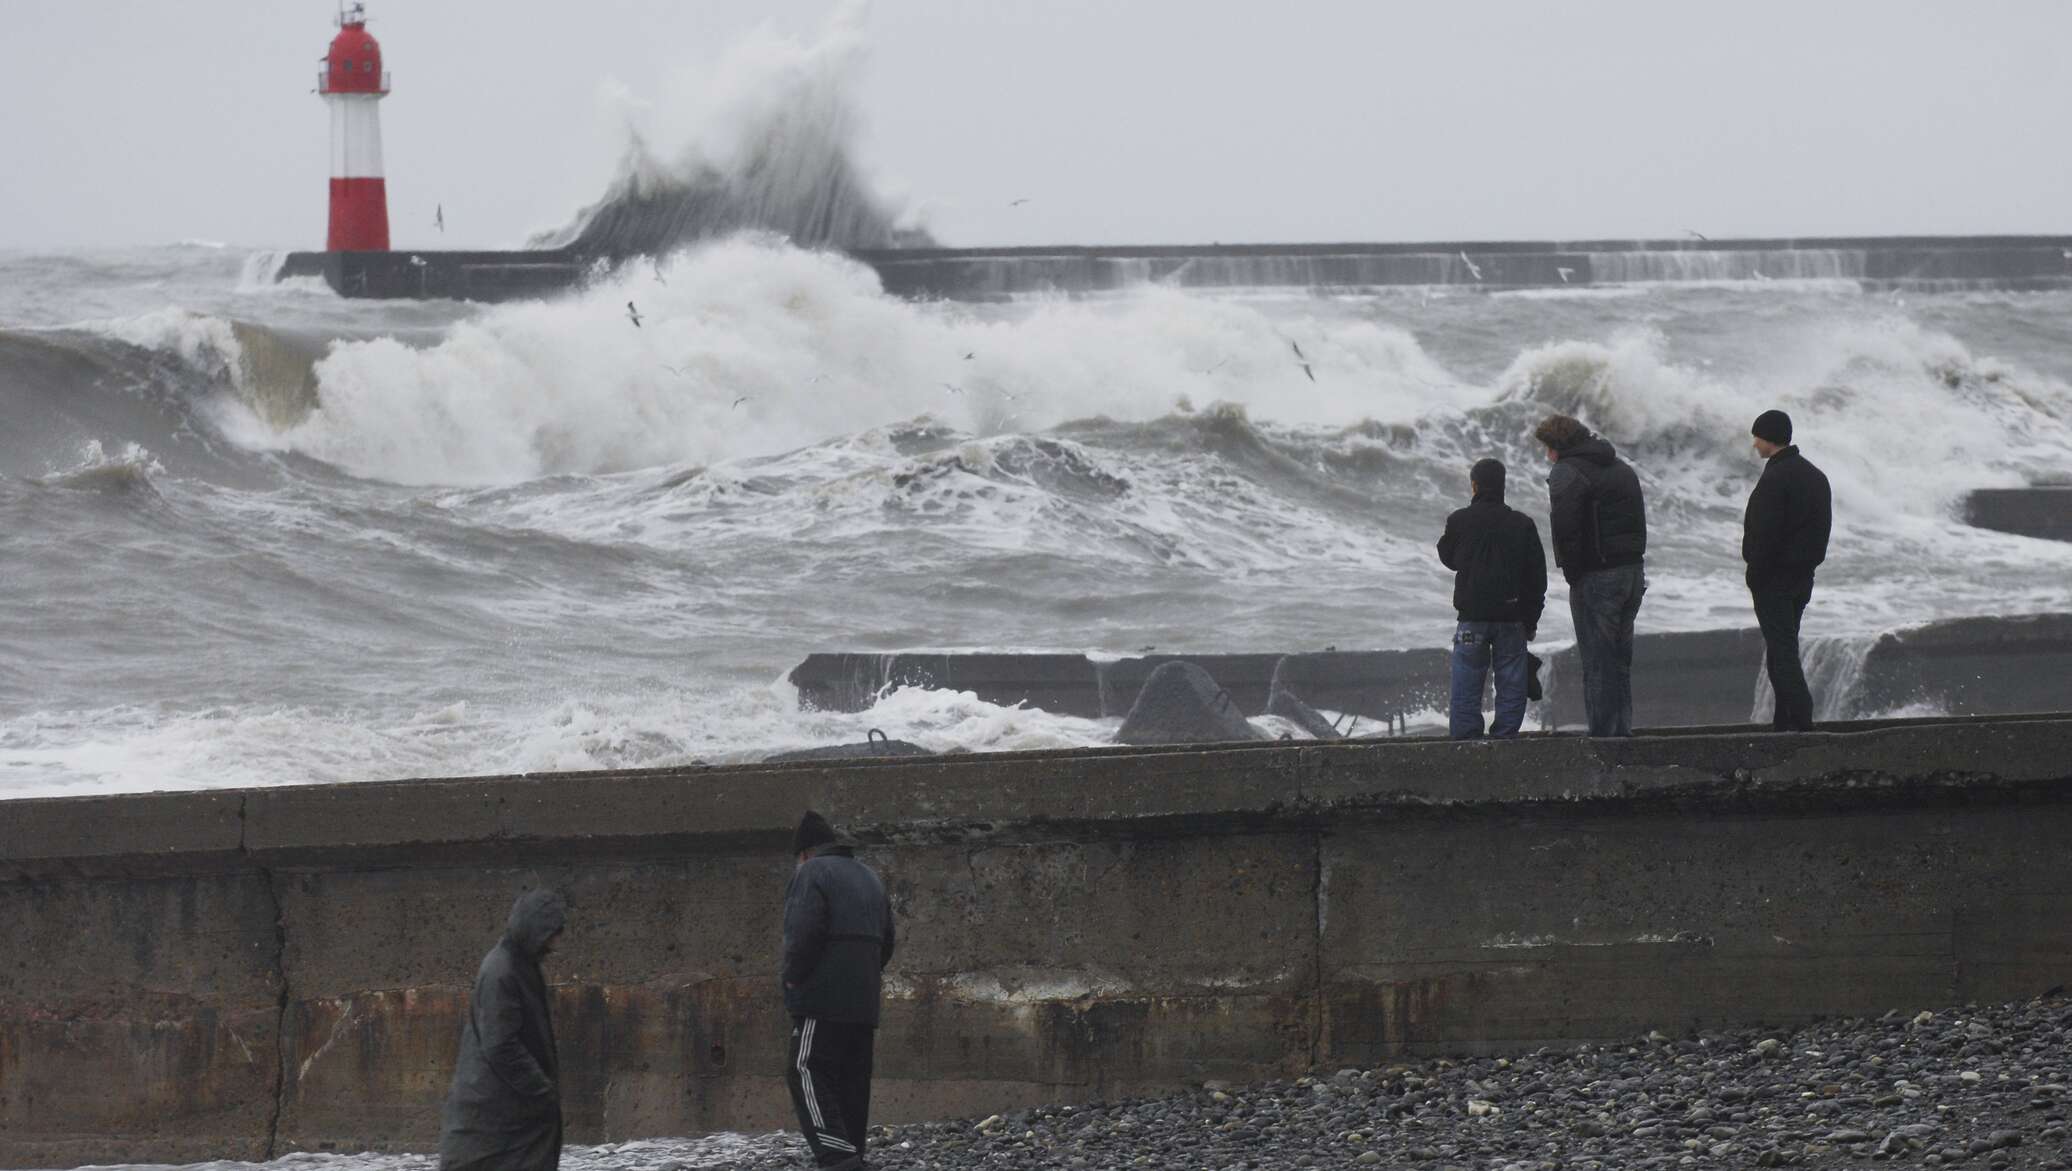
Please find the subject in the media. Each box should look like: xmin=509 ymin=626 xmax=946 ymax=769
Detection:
xmin=440 ymin=888 xmax=567 ymax=1171
xmin=1743 ymin=409 xmax=1832 ymax=731
xmin=783 ymin=811 xmax=896 ymax=1170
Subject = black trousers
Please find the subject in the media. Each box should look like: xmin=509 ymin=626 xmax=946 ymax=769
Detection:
xmin=788 ymin=1016 xmax=875 ymax=1167
xmin=1751 ymin=577 xmax=1815 ymax=731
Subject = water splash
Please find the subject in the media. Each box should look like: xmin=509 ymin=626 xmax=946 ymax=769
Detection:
xmin=530 ymin=1 xmax=926 ymax=258
xmin=1751 ymin=632 xmax=1880 ymax=724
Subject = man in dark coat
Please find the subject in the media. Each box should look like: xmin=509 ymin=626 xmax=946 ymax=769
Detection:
xmin=1743 ymin=409 xmax=1833 ymax=731
xmin=783 ymin=811 xmax=896 ymax=1171
xmin=441 ymin=888 xmax=566 ymax=1171
xmin=1437 ymin=458 xmax=1548 ymax=739
xmin=1534 ymin=414 xmax=1648 ymax=736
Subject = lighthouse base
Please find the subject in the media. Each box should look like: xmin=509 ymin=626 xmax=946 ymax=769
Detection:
xmin=280 ymin=249 xmax=592 ymax=302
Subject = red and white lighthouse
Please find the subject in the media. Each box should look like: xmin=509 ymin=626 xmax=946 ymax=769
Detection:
xmin=319 ymin=3 xmax=391 ymax=251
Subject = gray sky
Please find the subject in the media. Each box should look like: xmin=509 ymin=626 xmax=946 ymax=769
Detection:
xmin=4 ymin=0 xmax=2069 ymax=250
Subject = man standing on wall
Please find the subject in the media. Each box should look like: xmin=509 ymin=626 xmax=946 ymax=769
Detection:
xmin=440 ymin=888 xmax=567 ymax=1171
xmin=1743 ymin=409 xmax=1833 ymax=732
xmin=784 ymin=811 xmax=897 ymax=1171
xmin=1437 ymin=458 xmax=1548 ymax=739
xmin=1535 ymin=414 xmax=1649 ymax=736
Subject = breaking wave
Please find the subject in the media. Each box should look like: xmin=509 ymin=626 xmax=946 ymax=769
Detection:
xmin=530 ymin=1 xmax=927 ymax=259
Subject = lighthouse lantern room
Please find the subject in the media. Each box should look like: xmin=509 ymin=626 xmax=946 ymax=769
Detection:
xmin=319 ymin=3 xmax=392 ymax=251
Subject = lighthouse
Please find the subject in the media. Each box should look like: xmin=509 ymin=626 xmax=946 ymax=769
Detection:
xmin=319 ymin=3 xmax=391 ymax=251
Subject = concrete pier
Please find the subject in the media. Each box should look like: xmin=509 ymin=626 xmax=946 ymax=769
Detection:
xmin=5 ymin=717 xmax=2072 ymax=1166
xmin=1966 ymin=486 xmax=2072 ymax=544
xmin=278 ymin=235 xmax=2072 ymax=302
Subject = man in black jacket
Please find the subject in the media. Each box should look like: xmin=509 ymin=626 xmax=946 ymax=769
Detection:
xmin=783 ymin=811 xmax=896 ymax=1171
xmin=1534 ymin=414 xmax=1649 ymax=736
xmin=441 ymin=889 xmax=566 ymax=1171
xmin=1437 ymin=458 xmax=1548 ymax=739
xmin=1743 ymin=409 xmax=1833 ymax=732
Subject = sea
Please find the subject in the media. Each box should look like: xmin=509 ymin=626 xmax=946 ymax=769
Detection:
xmin=6 ymin=5 xmax=2072 ymax=804
xmin=6 ymin=236 xmax=2072 ymax=801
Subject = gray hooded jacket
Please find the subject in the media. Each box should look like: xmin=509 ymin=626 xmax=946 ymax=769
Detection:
xmin=782 ymin=844 xmax=895 ymax=1024
xmin=440 ymin=889 xmax=566 ymax=1171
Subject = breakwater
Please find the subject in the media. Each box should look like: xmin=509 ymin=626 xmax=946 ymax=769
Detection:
xmin=790 ymin=612 xmax=2072 ymax=733
xmin=6 ymin=718 xmax=2072 ymax=1166
xmin=277 ymin=234 xmax=2072 ymax=301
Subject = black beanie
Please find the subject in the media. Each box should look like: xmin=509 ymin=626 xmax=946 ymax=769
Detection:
xmin=1751 ymin=409 xmax=1793 ymax=446
xmin=793 ymin=810 xmax=837 ymax=855
xmin=1470 ymin=458 xmax=1505 ymax=496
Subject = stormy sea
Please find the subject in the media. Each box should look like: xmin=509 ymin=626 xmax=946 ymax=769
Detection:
xmin=6 ymin=12 xmax=2072 ymax=804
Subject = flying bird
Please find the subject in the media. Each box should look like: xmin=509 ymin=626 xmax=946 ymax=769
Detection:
xmin=652 ymin=258 xmax=668 ymax=286
xmin=1557 ymin=267 xmax=1576 ymax=284
xmin=626 ymin=302 xmax=643 ymax=328
xmin=1290 ymin=341 xmax=1316 ymax=383
xmin=661 ymin=363 xmax=690 ymax=377
xmin=1009 ymin=198 xmax=1032 ymax=207
xmin=434 ymin=204 xmax=444 ymax=233
xmin=1197 ymin=357 xmax=1230 ymax=375
xmin=1686 ymin=229 xmax=1709 ymax=241
xmin=731 ymin=395 xmax=753 ymax=410
xmin=1458 ymin=252 xmax=1484 ymax=281
xmin=963 ymin=351 xmax=976 ymax=360
xmin=942 ymin=382 xmax=964 ymax=394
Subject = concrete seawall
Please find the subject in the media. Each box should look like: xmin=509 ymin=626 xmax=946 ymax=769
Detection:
xmin=6 ymin=719 xmax=2072 ymax=1166
xmin=790 ymin=613 xmax=2072 ymax=732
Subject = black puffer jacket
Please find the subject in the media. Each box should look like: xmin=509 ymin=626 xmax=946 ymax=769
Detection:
xmin=1437 ymin=491 xmax=1547 ymax=628
xmin=1743 ymin=445 xmax=1832 ymax=588
xmin=440 ymin=890 xmax=564 ymax=1171
xmin=1547 ymin=435 xmax=1647 ymax=581
xmin=783 ymin=843 xmax=895 ymax=1025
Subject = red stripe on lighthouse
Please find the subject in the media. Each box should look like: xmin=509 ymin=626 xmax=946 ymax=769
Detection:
xmin=328 ymin=178 xmax=391 ymax=251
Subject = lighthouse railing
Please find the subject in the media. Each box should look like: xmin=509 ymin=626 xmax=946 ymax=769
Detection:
xmin=317 ymin=71 xmax=392 ymax=95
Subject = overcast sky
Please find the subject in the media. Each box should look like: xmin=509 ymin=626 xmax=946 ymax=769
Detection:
xmin=4 ymin=1 xmax=2069 ymax=251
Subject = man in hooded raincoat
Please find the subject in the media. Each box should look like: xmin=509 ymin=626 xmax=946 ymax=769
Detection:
xmin=440 ymin=888 xmax=567 ymax=1171
xmin=783 ymin=811 xmax=895 ymax=1171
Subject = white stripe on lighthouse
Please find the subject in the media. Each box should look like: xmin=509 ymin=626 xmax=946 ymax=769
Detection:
xmin=328 ymin=97 xmax=386 ymax=179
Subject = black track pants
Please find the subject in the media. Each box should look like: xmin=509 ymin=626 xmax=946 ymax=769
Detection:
xmin=1752 ymin=579 xmax=1815 ymax=731
xmin=787 ymin=1016 xmax=875 ymax=1167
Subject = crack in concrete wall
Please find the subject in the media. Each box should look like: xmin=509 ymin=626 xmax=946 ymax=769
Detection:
xmin=241 ymin=795 xmax=293 ymax=1162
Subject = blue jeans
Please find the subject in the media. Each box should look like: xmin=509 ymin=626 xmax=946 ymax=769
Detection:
xmin=1569 ymin=563 xmax=1646 ymax=736
xmin=1450 ymin=621 xmax=1529 ymax=739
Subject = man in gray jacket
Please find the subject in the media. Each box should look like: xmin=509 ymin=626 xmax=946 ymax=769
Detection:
xmin=783 ymin=811 xmax=896 ymax=1171
xmin=440 ymin=889 xmax=566 ymax=1171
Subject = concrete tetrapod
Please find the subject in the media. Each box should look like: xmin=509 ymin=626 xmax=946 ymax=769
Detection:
xmin=1114 ymin=660 xmax=1268 ymax=745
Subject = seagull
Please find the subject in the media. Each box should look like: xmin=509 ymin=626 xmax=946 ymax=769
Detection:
xmin=1009 ymin=198 xmax=1032 ymax=207
xmin=626 ymin=301 xmax=643 ymax=328
xmin=942 ymin=382 xmax=964 ymax=394
xmin=1290 ymin=341 xmax=1316 ymax=383
xmin=1458 ymin=252 xmax=1484 ymax=281
xmin=730 ymin=395 xmax=753 ymax=410
xmin=1686 ymin=229 xmax=1709 ymax=241
xmin=1557 ymin=266 xmax=1576 ymax=284
xmin=434 ymin=203 xmax=444 ymax=233
xmin=2061 ymin=249 xmax=2071 ymax=261
xmin=652 ymin=258 xmax=668 ymax=286
xmin=963 ymin=351 xmax=976 ymax=360
xmin=661 ymin=363 xmax=689 ymax=376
